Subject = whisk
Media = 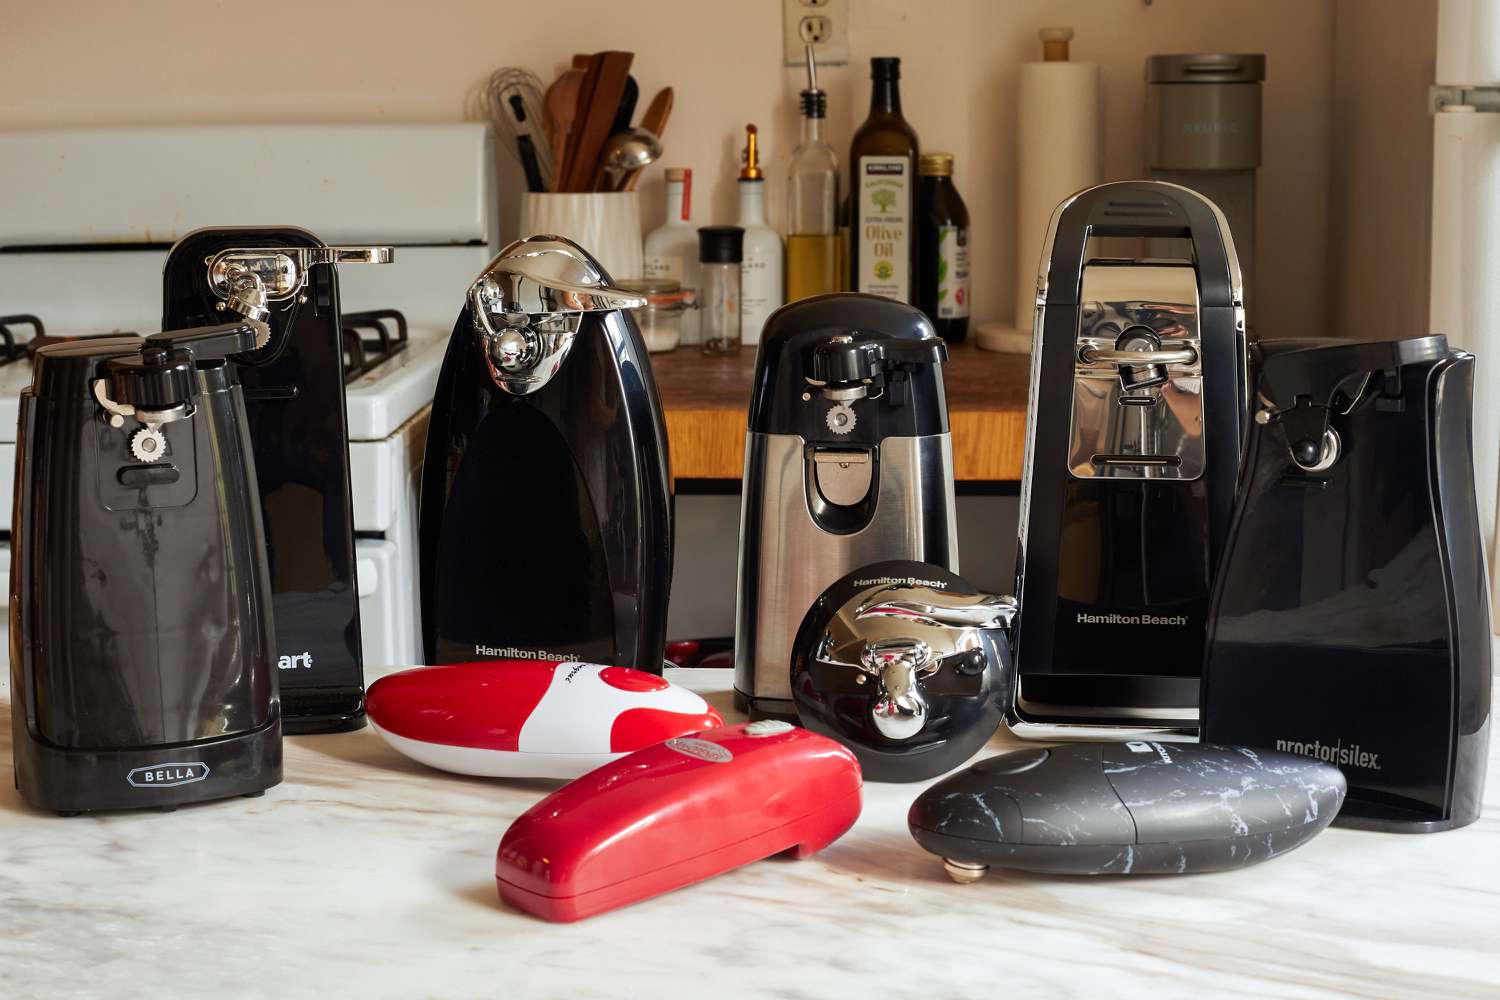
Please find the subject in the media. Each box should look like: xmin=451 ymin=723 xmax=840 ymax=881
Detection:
xmin=482 ymin=67 xmax=553 ymax=193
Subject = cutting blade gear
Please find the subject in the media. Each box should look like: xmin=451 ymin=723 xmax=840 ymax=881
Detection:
xmin=129 ymin=426 xmax=168 ymax=463
xmin=825 ymin=401 xmax=857 ymax=435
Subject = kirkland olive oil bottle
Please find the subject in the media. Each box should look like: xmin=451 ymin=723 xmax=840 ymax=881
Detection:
xmin=849 ymin=57 xmax=920 ymax=303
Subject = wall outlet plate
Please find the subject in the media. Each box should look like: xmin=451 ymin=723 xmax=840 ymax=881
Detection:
xmin=783 ymin=0 xmax=849 ymax=66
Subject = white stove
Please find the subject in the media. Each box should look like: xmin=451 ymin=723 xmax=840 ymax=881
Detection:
xmin=0 ymin=124 xmax=498 ymax=668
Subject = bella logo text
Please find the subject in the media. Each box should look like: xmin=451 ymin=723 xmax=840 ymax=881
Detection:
xmin=278 ymin=652 xmax=314 ymax=670
xmin=127 ymin=762 xmax=210 ymax=789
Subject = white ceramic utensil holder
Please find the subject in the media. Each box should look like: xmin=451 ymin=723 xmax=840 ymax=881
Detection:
xmin=519 ymin=192 xmax=644 ymax=282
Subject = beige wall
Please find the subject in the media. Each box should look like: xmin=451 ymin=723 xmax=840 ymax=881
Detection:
xmin=1327 ymin=0 xmax=1438 ymax=339
xmin=0 ymin=0 xmax=1389 ymax=340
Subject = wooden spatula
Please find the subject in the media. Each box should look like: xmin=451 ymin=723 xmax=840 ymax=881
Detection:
xmin=560 ymin=51 xmax=634 ymax=193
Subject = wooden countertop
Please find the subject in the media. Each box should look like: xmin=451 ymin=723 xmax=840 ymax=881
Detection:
xmin=651 ymin=340 xmax=1031 ymax=481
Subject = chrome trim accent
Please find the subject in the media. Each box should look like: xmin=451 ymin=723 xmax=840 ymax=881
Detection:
xmin=856 ymin=592 xmax=1016 ymax=631
xmin=1068 ymin=262 xmax=1205 ymax=481
xmin=467 ymin=235 xmax=647 ymax=396
xmin=1079 ymin=345 xmax=1197 ymax=366
xmin=1006 ymin=718 xmax=1200 ymax=742
xmin=206 ymin=245 xmax=393 ymax=305
xmin=861 ymin=637 xmax=933 ymax=740
xmin=1153 ymin=179 xmax=1244 ymax=307
xmin=813 ymin=584 xmax=1017 ymax=741
xmin=736 ymin=432 xmax=959 ymax=704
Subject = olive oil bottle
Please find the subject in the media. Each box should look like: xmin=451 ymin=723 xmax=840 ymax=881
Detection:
xmin=849 ymin=56 xmax=920 ymax=303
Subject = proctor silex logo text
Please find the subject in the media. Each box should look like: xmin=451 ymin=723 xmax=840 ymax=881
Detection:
xmin=278 ymin=652 xmax=313 ymax=670
xmin=1075 ymin=612 xmax=1190 ymax=627
xmin=1276 ymin=737 xmax=1381 ymax=770
xmin=127 ymin=763 xmax=210 ymax=789
xmin=475 ymin=644 xmax=581 ymax=661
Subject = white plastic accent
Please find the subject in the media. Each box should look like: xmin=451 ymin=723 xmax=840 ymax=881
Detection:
xmin=517 ymin=663 xmax=714 ymax=756
xmin=745 ymin=720 xmax=794 ymax=737
xmin=371 ymin=722 xmax=625 ymax=780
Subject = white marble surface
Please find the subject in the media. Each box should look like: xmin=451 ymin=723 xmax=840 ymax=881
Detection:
xmin=2 ymin=666 xmax=1497 ymax=1000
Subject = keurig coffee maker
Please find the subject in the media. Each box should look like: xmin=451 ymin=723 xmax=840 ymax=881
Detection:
xmin=419 ymin=235 xmax=673 ymax=674
xmin=735 ymin=294 xmax=958 ymax=719
xmin=11 ymin=323 xmax=282 ymax=814
xmin=1202 ymin=336 xmax=1491 ymax=832
xmin=1011 ymin=181 xmax=1248 ymax=738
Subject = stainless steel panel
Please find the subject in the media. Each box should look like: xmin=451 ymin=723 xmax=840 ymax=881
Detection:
xmin=1068 ymin=261 xmax=1206 ymax=481
xmin=735 ymin=431 xmax=959 ymax=705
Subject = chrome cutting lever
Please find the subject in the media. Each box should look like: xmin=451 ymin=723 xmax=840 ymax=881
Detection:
xmin=1079 ymin=345 xmax=1197 ymax=366
xmin=860 ymin=638 xmax=935 ymax=741
xmin=468 ymin=236 xmax=647 ymax=395
xmin=206 ymin=246 xmax=394 ymax=321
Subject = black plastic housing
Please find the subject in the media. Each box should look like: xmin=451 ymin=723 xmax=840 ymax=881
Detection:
xmin=749 ymin=293 xmax=949 ymax=443
xmin=11 ymin=335 xmax=282 ymax=813
xmin=1012 ymin=182 xmax=1247 ymax=722
xmin=162 ymin=227 xmax=365 ymax=733
xmin=1201 ymin=336 xmax=1491 ymax=832
xmin=419 ymin=305 xmax=673 ymax=673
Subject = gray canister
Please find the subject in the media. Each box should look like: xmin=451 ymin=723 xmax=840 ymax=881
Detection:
xmin=1146 ymin=54 xmax=1264 ymax=312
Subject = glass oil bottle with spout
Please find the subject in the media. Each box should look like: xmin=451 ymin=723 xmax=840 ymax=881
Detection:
xmin=786 ymin=46 xmax=840 ymax=303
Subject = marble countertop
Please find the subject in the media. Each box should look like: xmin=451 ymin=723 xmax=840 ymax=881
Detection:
xmin=2 ymin=667 xmax=1497 ymax=1000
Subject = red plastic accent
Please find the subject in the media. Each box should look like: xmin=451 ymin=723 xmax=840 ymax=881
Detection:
xmin=608 ymin=707 xmax=722 ymax=752
xmin=495 ymin=724 xmax=863 ymax=922
xmin=599 ymin=666 xmax=671 ymax=692
xmin=663 ymin=641 xmax=700 ymax=665
xmin=365 ymin=661 xmax=557 ymax=750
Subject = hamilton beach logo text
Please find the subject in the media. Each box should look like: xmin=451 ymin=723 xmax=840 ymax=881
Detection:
xmin=475 ymin=645 xmax=581 ymax=661
xmin=1076 ymin=612 xmax=1189 ymax=626
xmin=1276 ymin=738 xmax=1381 ymax=770
xmin=127 ymin=762 xmax=210 ymax=788
xmin=855 ymin=576 xmax=948 ymax=589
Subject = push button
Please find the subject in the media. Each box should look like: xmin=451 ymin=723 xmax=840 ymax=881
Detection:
xmin=744 ymin=720 xmax=794 ymax=737
xmin=598 ymin=667 xmax=670 ymax=692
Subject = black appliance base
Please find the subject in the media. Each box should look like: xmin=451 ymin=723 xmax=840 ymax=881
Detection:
xmin=13 ymin=718 xmax=283 ymax=814
xmin=1333 ymin=800 xmax=1477 ymax=835
xmin=281 ymin=687 xmax=367 ymax=734
xmin=734 ymin=688 xmax=798 ymax=723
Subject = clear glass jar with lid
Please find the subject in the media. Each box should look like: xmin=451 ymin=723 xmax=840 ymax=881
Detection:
xmin=616 ymin=278 xmax=694 ymax=353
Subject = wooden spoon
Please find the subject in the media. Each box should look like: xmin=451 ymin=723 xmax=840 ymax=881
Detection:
xmin=543 ymin=55 xmax=590 ymax=187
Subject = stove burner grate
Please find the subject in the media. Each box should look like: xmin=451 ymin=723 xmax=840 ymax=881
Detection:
xmin=0 ymin=315 xmax=44 ymax=366
xmin=340 ymin=309 xmax=409 ymax=384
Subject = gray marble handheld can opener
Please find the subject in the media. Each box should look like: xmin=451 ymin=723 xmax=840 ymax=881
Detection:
xmin=908 ymin=741 xmax=1347 ymax=880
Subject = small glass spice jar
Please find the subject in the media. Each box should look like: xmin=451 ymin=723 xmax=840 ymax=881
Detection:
xmin=697 ymin=225 xmax=745 ymax=355
xmin=616 ymin=278 xmax=694 ymax=353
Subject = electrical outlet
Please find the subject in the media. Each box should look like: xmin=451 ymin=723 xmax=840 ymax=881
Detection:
xmin=783 ymin=0 xmax=848 ymax=66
